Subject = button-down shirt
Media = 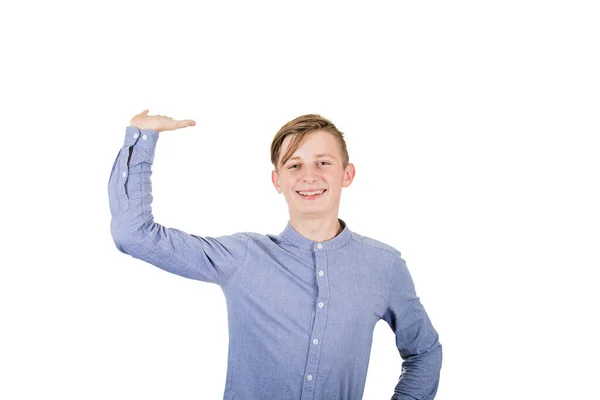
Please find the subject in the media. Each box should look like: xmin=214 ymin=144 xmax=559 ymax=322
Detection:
xmin=108 ymin=126 xmax=443 ymax=400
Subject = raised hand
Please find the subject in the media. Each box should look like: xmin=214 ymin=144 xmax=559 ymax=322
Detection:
xmin=130 ymin=110 xmax=196 ymax=133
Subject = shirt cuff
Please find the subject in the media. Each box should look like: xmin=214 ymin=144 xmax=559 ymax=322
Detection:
xmin=123 ymin=126 xmax=160 ymax=149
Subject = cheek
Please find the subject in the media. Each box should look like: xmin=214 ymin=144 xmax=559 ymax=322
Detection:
xmin=325 ymin=170 xmax=342 ymax=182
xmin=282 ymin=178 xmax=299 ymax=191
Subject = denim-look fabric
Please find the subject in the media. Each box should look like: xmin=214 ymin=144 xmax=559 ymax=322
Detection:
xmin=108 ymin=126 xmax=442 ymax=400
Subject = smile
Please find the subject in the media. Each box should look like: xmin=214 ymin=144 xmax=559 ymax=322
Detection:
xmin=296 ymin=189 xmax=327 ymax=199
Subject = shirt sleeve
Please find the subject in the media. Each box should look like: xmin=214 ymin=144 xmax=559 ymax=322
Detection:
xmin=107 ymin=126 xmax=250 ymax=286
xmin=382 ymin=254 xmax=443 ymax=400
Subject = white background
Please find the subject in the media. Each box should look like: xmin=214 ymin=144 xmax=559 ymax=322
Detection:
xmin=1 ymin=1 xmax=599 ymax=399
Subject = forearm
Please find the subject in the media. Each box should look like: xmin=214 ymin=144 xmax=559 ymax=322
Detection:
xmin=391 ymin=340 xmax=443 ymax=400
xmin=383 ymin=255 xmax=443 ymax=400
xmin=108 ymin=126 xmax=159 ymax=245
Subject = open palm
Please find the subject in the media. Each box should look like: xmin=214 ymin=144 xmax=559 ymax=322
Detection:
xmin=130 ymin=110 xmax=196 ymax=133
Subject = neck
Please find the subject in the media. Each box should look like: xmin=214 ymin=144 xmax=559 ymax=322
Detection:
xmin=289 ymin=215 xmax=343 ymax=243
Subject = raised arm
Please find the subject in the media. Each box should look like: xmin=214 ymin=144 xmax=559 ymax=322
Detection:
xmin=382 ymin=254 xmax=443 ymax=400
xmin=107 ymin=110 xmax=250 ymax=286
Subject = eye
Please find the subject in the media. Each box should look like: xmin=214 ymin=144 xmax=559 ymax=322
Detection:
xmin=288 ymin=161 xmax=329 ymax=169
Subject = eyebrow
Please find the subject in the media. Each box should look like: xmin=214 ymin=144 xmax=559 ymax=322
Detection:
xmin=289 ymin=153 xmax=336 ymax=161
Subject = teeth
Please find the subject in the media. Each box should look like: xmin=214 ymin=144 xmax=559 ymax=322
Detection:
xmin=299 ymin=189 xmax=324 ymax=196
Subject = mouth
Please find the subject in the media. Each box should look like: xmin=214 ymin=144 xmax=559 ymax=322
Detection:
xmin=296 ymin=189 xmax=327 ymax=200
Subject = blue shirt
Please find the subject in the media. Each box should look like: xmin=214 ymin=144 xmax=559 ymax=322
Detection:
xmin=108 ymin=126 xmax=443 ymax=400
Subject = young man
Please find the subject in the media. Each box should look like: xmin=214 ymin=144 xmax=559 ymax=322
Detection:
xmin=108 ymin=110 xmax=442 ymax=400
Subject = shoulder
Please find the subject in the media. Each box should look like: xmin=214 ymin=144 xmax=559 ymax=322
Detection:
xmin=350 ymin=231 xmax=401 ymax=256
xmin=235 ymin=231 xmax=268 ymax=244
xmin=240 ymin=231 xmax=284 ymax=247
xmin=349 ymin=232 xmax=412 ymax=287
xmin=239 ymin=231 xmax=263 ymax=239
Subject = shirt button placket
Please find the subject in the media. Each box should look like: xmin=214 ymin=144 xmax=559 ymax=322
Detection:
xmin=300 ymin=242 xmax=329 ymax=400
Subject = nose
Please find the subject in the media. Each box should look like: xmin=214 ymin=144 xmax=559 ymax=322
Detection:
xmin=302 ymin=164 xmax=320 ymax=183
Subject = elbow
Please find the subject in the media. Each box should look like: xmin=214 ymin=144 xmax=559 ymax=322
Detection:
xmin=110 ymin=219 xmax=153 ymax=255
xmin=111 ymin=230 xmax=132 ymax=255
xmin=405 ymin=334 xmax=443 ymax=372
xmin=432 ymin=341 xmax=443 ymax=371
xmin=425 ymin=340 xmax=443 ymax=378
xmin=425 ymin=332 xmax=443 ymax=370
xmin=110 ymin=220 xmax=135 ymax=255
xmin=112 ymin=236 xmax=129 ymax=255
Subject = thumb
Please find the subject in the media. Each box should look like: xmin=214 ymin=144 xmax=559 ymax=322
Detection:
xmin=140 ymin=109 xmax=149 ymax=115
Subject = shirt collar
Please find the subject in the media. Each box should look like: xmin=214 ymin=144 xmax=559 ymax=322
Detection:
xmin=279 ymin=218 xmax=352 ymax=251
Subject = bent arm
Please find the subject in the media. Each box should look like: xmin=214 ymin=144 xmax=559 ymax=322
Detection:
xmin=107 ymin=126 xmax=250 ymax=286
xmin=382 ymin=255 xmax=443 ymax=400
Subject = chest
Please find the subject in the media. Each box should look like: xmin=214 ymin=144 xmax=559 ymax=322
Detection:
xmin=229 ymin=248 xmax=388 ymax=334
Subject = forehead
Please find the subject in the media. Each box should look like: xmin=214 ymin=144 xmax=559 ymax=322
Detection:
xmin=281 ymin=130 xmax=339 ymax=157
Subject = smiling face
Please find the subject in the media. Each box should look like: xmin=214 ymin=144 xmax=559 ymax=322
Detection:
xmin=272 ymin=130 xmax=355 ymax=221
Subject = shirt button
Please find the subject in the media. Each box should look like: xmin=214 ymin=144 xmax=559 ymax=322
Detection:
xmin=318 ymin=302 xmax=324 ymax=308
xmin=316 ymin=243 xmax=323 ymax=249
xmin=313 ymin=339 xmax=319 ymax=345
xmin=122 ymin=171 xmax=127 ymax=178
xmin=307 ymin=375 xmax=313 ymax=381
xmin=133 ymin=133 xmax=139 ymax=139
xmin=318 ymin=270 xmax=324 ymax=276
xmin=142 ymin=134 xmax=148 ymax=140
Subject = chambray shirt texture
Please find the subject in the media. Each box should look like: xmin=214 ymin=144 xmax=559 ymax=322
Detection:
xmin=108 ymin=126 xmax=443 ymax=400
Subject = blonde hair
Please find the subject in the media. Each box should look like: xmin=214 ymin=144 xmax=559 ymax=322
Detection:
xmin=270 ymin=114 xmax=349 ymax=172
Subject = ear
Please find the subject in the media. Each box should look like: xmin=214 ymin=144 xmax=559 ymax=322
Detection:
xmin=271 ymin=170 xmax=282 ymax=193
xmin=342 ymin=163 xmax=355 ymax=188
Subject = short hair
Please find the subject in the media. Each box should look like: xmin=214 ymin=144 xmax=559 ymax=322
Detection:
xmin=270 ymin=114 xmax=350 ymax=172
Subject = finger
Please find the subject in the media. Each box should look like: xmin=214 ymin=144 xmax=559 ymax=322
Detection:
xmin=141 ymin=109 xmax=149 ymax=115
xmin=177 ymin=119 xmax=196 ymax=128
